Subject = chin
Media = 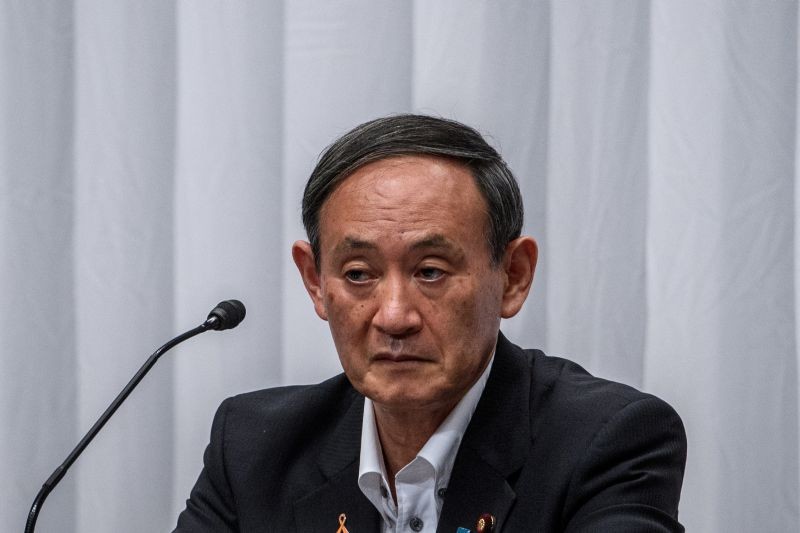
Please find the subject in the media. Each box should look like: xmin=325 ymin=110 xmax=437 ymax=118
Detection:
xmin=371 ymin=395 xmax=441 ymax=411
xmin=366 ymin=384 xmax=454 ymax=412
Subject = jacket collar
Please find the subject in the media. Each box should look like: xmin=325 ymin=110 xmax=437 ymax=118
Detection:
xmin=437 ymin=332 xmax=532 ymax=532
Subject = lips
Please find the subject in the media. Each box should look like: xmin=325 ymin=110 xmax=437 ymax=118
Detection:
xmin=372 ymin=352 xmax=429 ymax=363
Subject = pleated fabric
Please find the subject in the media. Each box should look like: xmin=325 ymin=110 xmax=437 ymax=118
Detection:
xmin=1 ymin=1 xmax=797 ymax=531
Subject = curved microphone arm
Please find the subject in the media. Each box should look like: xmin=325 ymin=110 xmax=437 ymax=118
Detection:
xmin=25 ymin=300 xmax=245 ymax=533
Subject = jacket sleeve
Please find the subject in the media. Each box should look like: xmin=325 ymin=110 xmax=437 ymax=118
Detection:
xmin=173 ymin=399 xmax=238 ymax=532
xmin=563 ymin=396 xmax=687 ymax=533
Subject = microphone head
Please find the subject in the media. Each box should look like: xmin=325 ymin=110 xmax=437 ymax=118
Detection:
xmin=207 ymin=300 xmax=246 ymax=330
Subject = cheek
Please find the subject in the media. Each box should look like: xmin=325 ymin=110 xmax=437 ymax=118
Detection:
xmin=432 ymin=278 xmax=503 ymax=359
xmin=321 ymin=280 xmax=348 ymax=315
xmin=322 ymin=290 xmax=347 ymax=338
xmin=446 ymin=276 xmax=502 ymax=324
xmin=323 ymin=288 xmax=370 ymax=344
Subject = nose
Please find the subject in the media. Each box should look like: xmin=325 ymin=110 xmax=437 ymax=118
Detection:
xmin=372 ymin=276 xmax=422 ymax=337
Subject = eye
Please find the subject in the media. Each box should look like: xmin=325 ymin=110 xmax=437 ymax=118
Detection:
xmin=344 ymin=269 xmax=372 ymax=283
xmin=417 ymin=266 xmax=445 ymax=282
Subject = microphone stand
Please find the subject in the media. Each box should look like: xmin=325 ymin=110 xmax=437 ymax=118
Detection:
xmin=24 ymin=306 xmax=237 ymax=533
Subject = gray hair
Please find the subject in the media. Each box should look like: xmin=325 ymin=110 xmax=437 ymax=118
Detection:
xmin=301 ymin=114 xmax=524 ymax=266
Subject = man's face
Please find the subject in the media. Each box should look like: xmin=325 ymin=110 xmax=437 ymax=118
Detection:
xmin=300 ymin=155 xmax=510 ymax=412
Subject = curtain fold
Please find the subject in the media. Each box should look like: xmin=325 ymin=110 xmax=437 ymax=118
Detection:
xmin=546 ymin=1 xmax=650 ymax=387
xmin=647 ymin=2 xmax=799 ymax=530
xmin=172 ymin=0 xmax=286 ymax=512
xmin=1 ymin=2 xmax=77 ymax=532
xmin=2 ymin=1 xmax=798 ymax=531
xmin=73 ymin=2 xmax=177 ymax=531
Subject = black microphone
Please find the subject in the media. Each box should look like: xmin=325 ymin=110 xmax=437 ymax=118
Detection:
xmin=206 ymin=299 xmax=246 ymax=330
xmin=24 ymin=300 xmax=246 ymax=533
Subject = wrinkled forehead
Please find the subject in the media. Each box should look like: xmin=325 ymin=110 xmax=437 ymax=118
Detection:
xmin=316 ymin=155 xmax=492 ymax=258
xmin=321 ymin=154 xmax=488 ymax=216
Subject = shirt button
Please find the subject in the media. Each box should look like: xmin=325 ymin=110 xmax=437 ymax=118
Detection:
xmin=380 ymin=485 xmax=388 ymax=498
xmin=437 ymin=487 xmax=447 ymax=498
xmin=409 ymin=516 xmax=424 ymax=531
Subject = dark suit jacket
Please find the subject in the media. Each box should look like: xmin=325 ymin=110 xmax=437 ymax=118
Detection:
xmin=175 ymin=333 xmax=686 ymax=532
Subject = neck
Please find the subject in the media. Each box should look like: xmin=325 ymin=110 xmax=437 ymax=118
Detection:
xmin=372 ymin=400 xmax=457 ymax=501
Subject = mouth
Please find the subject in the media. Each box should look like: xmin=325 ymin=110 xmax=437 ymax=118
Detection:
xmin=372 ymin=352 xmax=429 ymax=363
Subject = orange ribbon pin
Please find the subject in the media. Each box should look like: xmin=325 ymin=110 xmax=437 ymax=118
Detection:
xmin=336 ymin=513 xmax=350 ymax=533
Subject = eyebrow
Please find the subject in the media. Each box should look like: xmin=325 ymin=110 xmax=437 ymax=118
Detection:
xmin=409 ymin=234 xmax=459 ymax=253
xmin=333 ymin=236 xmax=377 ymax=255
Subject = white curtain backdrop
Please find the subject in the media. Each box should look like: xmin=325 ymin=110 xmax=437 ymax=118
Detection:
xmin=2 ymin=1 xmax=797 ymax=531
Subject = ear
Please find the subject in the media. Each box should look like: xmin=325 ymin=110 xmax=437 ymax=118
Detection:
xmin=291 ymin=240 xmax=328 ymax=321
xmin=500 ymin=236 xmax=538 ymax=319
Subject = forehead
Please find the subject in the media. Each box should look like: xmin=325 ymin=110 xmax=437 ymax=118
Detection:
xmin=317 ymin=155 xmax=490 ymax=255
xmin=323 ymin=154 xmax=486 ymax=220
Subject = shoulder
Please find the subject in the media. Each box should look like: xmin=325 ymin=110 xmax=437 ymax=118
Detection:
xmin=496 ymin=335 xmax=681 ymax=430
xmin=222 ymin=372 xmax=358 ymax=419
xmin=528 ymin=347 xmax=685 ymax=462
xmin=494 ymin=335 xmax=686 ymax=528
xmin=175 ymin=376 xmax=365 ymax=531
xmin=534 ymin=348 xmax=674 ymax=413
xmin=209 ymin=373 xmax=362 ymax=458
xmin=494 ymin=333 xmax=685 ymax=469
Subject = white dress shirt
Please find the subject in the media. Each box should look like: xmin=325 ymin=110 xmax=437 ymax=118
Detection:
xmin=357 ymin=356 xmax=494 ymax=533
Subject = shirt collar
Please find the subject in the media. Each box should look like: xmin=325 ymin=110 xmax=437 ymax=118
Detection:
xmin=415 ymin=354 xmax=494 ymax=484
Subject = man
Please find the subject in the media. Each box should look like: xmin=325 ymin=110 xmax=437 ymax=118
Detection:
xmin=175 ymin=115 xmax=686 ymax=532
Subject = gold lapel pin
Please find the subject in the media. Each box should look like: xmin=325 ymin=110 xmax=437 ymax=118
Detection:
xmin=476 ymin=513 xmax=496 ymax=533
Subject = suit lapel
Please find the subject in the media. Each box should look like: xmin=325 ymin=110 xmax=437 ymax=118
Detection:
xmin=293 ymin=461 xmax=381 ymax=532
xmin=293 ymin=391 xmax=382 ymax=532
xmin=437 ymin=333 xmax=532 ymax=532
